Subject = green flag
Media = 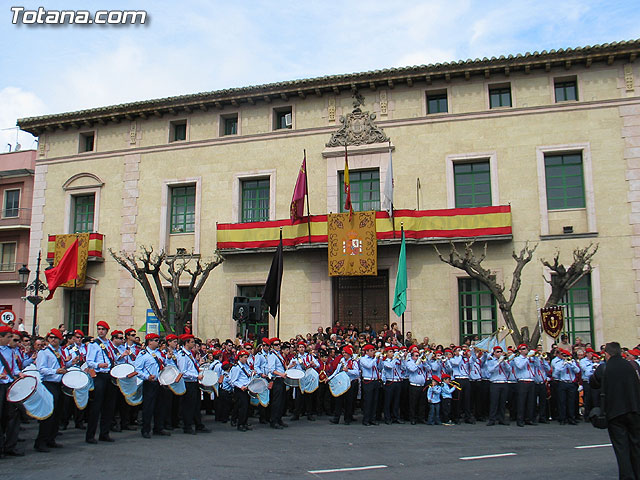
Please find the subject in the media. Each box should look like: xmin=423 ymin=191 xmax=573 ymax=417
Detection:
xmin=392 ymin=228 xmax=407 ymax=316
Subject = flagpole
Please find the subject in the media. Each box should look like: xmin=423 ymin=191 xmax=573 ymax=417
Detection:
xmin=303 ymin=149 xmax=311 ymax=244
xmin=400 ymin=222 xmax=404 ymax=338
xmin=277 ymin=227 xmax=282 ymax=338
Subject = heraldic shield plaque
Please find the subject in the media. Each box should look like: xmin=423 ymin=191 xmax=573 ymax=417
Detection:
xmin=327 ymin=211 xmax=377 ymax=276
xmin=540 ymin=306 xmax=564 ymax=338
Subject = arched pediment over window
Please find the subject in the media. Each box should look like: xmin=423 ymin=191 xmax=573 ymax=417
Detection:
xmin=62 ymin=172 xmax=104 ymax=191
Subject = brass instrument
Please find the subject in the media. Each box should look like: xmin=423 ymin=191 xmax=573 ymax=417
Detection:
xmin=450 ymin=380 xmax=462 ymax=391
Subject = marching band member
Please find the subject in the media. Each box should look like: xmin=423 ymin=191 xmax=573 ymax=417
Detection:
xmin=405 ymin=347 xmax=429 ymax=425
xmin=450 ymin=346 xmax=474 ymax=424
xmin=110 ymin=330 xmax=132 ymax=432
xmin=358 ymin=344 xmax=381 ymax=426
xmin=552 ymin=348 xmax=580 ymax=425
xmin=85 ymin=320 xmax=117 ymax=444
xmin=0 ymin=325 xmax=24 ymax=456
xmin=578 ymin=347 xmax=596 ymax=420
xmin=315 ymin=349 xmax=334 ymax=417
xmin=163 ymin=334 xmax=181 ymax=431
xmin=267 ymin=338 xmax=288 ymax=429
xmin=381 ymin=346 xmax=403 ymax=425
xmin=330 ymin=344 xmax=359 ymax=425
xmin=440 ymin=374 xmax=457 ymax=425
xmin=289 ymin=341 xmax=319 ymax=421
xmin=34 ymin=328 xmax=70 ymax=452
xmin=134 ymin=333 xmax=170 ymax=438
xmin=229 ymin=350 xmax=253 ymax=432
xmin=533 ymin=346 xmax=551 ymax=423
xmin=176 ymin=334 xmax=208 ymax=434
xmin=486 ymin=346 xmax=509 ymax=426
xmin=513 ymin=343 xmax=537 ymax=426
xmin=469 ymin=346 xmax=487 ymax=421
xmin=217 ymin=361 xmax=234 ymax=423
xmin=426 ymin=375 xmax=442 ymax=425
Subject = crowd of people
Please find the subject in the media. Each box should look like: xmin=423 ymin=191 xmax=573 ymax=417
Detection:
xmin=0 ymin=318 xmax=639 ymax=473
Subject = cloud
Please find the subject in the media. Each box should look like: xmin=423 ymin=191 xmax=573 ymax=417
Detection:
xmin=0 ymin=87 xmax=46 ymax=153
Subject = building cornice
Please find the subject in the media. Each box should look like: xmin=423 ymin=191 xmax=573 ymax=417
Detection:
xmin=18 ymin=39 xmax=640 ymax=136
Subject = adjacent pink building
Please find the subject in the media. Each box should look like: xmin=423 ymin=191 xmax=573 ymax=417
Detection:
xmin=0 ymin=150 xmax=36 ymax=323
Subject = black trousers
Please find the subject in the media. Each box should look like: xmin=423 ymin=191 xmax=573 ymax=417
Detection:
xmin=114 ymin=387 xmax=131 ymax=428
xmin=478 ymin=380 xmax=491 ymax=419
xmin=334 ymin=380 xmax=357 ymax=422
xmin=216 ymin=389 xmax=233 ymax=422
xmin=557 ymin=381 xmax=576 ymax=422
xmin=583 ymin=383 xmax=593 ymax=419
xmin=517 ymin=381 xmax=535 ymax=423
xmin=141 ymin=381 xmax=165 ymax=434
xmin=441 ymin=398 xmax=452 ymax=423
xmin=608 ymin=412 xmax=640 ymax=480
xmin=400 ymin=379 xmax=410 ymax=420
xmin=293 ymin=388 xmax=313 ymax=417
xmin=0 ymin=383 xmax=20 ymax=452
xmin=535 ymin=382 xmax=548 ymax=421
xmin=456 ymin=378 xmax=473 ymax=421
xmin=488 ymin=383 xmax=508 ymax=422
xmin=181 ymin=382 xmax=199 ymax=429
xmin=507 ymin=383 xmax=518 ymax=419
xmin=270 ymin=378 xmax=286 ymax=425
xmin=36 ymin=381 xmax=62 ymax=447
xmin=361 ymin=380 xmax=380 ymax=424
xmin=408 ymin=385 xmax=426 ymax=423
xmin=234 ymin=387 xmax=249 ymax=428
xmin=316 ymin=383 xmax=332 ymax=415
xmin=86 ymin=373 xmax=116 ymax=440
xmin=383 ymin=381 xmax=401 ymax=421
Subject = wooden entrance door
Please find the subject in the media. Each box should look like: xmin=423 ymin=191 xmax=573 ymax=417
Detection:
xmin=333 ymin=270 xmax=389 ymax=334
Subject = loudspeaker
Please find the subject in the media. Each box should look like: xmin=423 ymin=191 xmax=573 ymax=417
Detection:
xmin=248 ymin=299 xmax=263 ymax=323
xmin=233 ymin=296 xmax=250 ymax=321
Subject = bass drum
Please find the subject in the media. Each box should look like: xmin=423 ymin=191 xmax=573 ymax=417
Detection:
xmin=284 ymin=369 xmax=304 ymax=388
xmin=158 ymin=365 xmax=185 ymax=396
xmin=300 ymin=368 xmax=319 ymax=394
xmin=61 ymin=367 xmax=90 ymax=396
xmin=328 ymin=371 xmax=351 ymax=397
xmin=6 ymin=376 xmax=54 ymax=420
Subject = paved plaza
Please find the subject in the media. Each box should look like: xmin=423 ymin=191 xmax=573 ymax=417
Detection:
xmin=1 ymin=414 xmax=617 ymax=479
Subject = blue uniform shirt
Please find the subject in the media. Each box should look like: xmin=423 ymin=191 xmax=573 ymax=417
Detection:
xmin=405 ymin=358 xmax=429 ymax=385
xmin=359 ymin=355 xmax=382 ymax=381
xmin=134 ymin=347 xmax=164 ymax=381
xmin=441 ymin=383 xmax=456 ymax=399
xmin=338 ymin=356 xmax=360 ymax=381
xmin=37 ymin=345 xmax=69 ymax=382
xmin=513 ymin=354 xmax=537 ymax=380
xmin=427 ymin=384 xmax=441 ymax=403
xmin=486 ymin=356 xmax=509 ymax=382
xmin=382 ymin=358 xmax=402 ymax=382
xmin=0 ymin=345 xmax=20 ymax=383
xmin=229 ymin=362 xmax=252 ymax=388
xmin=267 ymin=352 xmax=287 ymax=378
xmin=86 ymin=337 xmax=115 ymax=373
xmin=177 ymin=347 xmax=200 ymax=382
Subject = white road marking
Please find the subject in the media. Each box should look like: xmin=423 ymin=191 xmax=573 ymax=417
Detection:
xmin=308 ymin=465 xmax=388 ymax=474
xmin=460 ymin=453 xmax=517 ymax=461
xmin=575 ymin=444 xmax=612 ymax=449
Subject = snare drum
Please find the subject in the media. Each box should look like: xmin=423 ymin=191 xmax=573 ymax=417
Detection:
xmin=328 ymin=371 xmax=350 ymax=397
xmin=61 ymin=367 xmax=90 ymax=396
xmin=158 ymin=365 xmax=185 ymax=396
xmin=199 ymin=370 xmax=219 ymax=395
xmin=110 ymin=364 xmax=135 ymax=385
xmin=284 ymin=368 xmax=305 ymax=388
xmin=22 ymin=364 xmax=41 ymax=382
xmin=6 ymin=376 xmax=54 ymax=420
xmin=300 ymin=368 xmax=320 ymax=394
xmin=247 ymin=377 xmax=268 ymax=397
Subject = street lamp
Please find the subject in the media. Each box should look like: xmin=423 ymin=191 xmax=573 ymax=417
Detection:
xmin=22 ymin=251 xmax=48 ymax=336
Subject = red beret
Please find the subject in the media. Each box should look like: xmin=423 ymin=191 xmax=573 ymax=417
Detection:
xmin=518 ymin=343 xmax=528 ymax=350
xmin=384 ymin=346 xmax=394 ymax=353
xmin=145 ymin=333 xmax=160 ymax=341
xmin=342 ymin=345 xmax=354 ymax=355
xmin=432 ymin=375 xmax=441 ymax=383
xmin=0 ymin=325 xmax=12 ymax=334
xmin=400 ymin=347 xmax=407 ymax=351
xmin=493 ymin=346 xmax=503 ymax=352
xmin=166 ymin=334 xmax=179 ymax=341
xmin=363 ymin=344 xmax=375 ymax=351
xmin=238 ymin=350 xmax=249 ymax=357
xmin=262 ymin=337 xmax=270 ymax=345
xmin=442 ymin=373 xmax=451 ymax=379
xmin=270 ymin=337 xmax=280 ymax=344
xmin=48 ymin=328 xmax=63 ymax=340
xmin=211 ymin=350 xmax=222 ymax=356
xmin=444 ymin=348 xmax=452 ymax=353
xmin=392 ymin=346 xmax=399 ymax=351
xmin=297 ymin=341 xmax=306 ymax=346
xmin=409 ymin=345 xmax=419 ymax=351
xmin=111 ymin=330 xmax=123 ymax=337
xmin=222 ymin=361 xmax=230 ymax=367
xmin=244 ymin=343 xmax=253 ymax=348
xmin=628 ymin=348 xmax=640 ymax=356
xmin=585 ymin=347 xmax=595 ymax=353
xmin=124 ymin=328 xmax=136 ymax=335
xmin=73 ymin=329 xmax=85 ymax=337
xmin=96 ymin=321 xmax=110 ymax=330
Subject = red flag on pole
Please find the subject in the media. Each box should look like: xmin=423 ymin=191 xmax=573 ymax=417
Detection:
xmin=290 ymin=156 xmax=308 ymax=221
xmin=45 ymin=238 xmax=79 ymax=300
xmin=344 ymin=146 xmax=353 ymax=220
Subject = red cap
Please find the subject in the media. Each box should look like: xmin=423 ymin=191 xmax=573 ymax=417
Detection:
xmin=164 ymin=334 xmax=177 ymax=341
xmin=585 ymin=347 xmax=596 ymax=353
xmin=111 ymin=330 xmax=123 ymax=337
xmin=73 ymin=329 xmax=84 ymax=337
xmin=124 ymin=328 xmax=136 ymax=335
xmin=342 ymin=345 xmax=354 ymax=355
xmin=400 ymin=346 xmax=407 ymax=351
xmin=518 ymin=343 xmax=528 ymax=350
xmin=211 ymin=350 xmax=222 ymax=356
xmin=432 ymin=375 xmax=441 ymax=383
xmin=96 ymin=321 xmax=110 ymax=330
xmin=392 ymin=346 xmax=399 ymax=351
xmin=244 ymin=342 xmax=253 ymax=348
xmin=0 ymin=325 xmax=12 ymax=334
xmin=363 ymin=344 xmax=375 ymax=351
xmin=384 ymin=346 xmax=394 ymax=353
xmin=442 ymin=373 xmax=451 ymax=379
xmin=628 ymin=348 xmax=640 ymax=356
xmin=409 ymin=345 xmax=419 ymax=352
xmin=238 ymin=350 xmax=249 ymax=357
xmin=493 ymin=346 xmax=503 ymax=352
xmin=145 ymin=333 xmax=160 ymax=341
xmin=270 ymin=337 xmax=280 ymax=344
xmin=262 ymin=337 xmax=270 ymax=345
xmin=559 ymin=348 xmax=572 ymax=356
xmin=222 ymin=361 xmax=230 ymax=367
xmin=444 ymin=348 xmax=452 ymax=353
xmin=297 ymin=341 xmax=306 ymax=347
xmin=48 ymin=328 xmax=63 ymax=340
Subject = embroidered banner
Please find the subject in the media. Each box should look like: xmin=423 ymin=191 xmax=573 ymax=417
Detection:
xmin=327 ymin=211 xmax=377 ymax=276
xmin=540 ymin=306 xmax=564 ymax=339
xmin=53 ymin=233 xmax=89 ymax=288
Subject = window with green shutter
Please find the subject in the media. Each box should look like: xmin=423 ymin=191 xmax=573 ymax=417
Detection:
xmin=73 ymin=194 xmax=95 ymax=233
xmin=170 ymin=186 xmax=196 ymax=233
xmin=558 ymin=274 xmax=593 ymax=344
xmin=67 ymin=289 xmax=90 ymax=333
xmin=544 ymin=153 xmax=585 ymax=209
xmin=454 ymin=161 xmax=492 ymax=208
xmin=458 ymin=278 xmax=497 ymax=344
xmin=339 ymin=169 xmax=380 ymax=212
xmin=241 ymin=179 xmax=270 ymax=222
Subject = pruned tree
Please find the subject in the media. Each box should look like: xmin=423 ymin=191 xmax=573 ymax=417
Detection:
xmin=434 ymin=241 xmax=537 ymax=345
xmin=529 ymin=243 xmax=599 ymax=346
xmin=109 ymin=246 xmax=224 ymax=334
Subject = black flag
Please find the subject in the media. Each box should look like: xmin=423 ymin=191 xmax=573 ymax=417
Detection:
xmin=262 ymin=233 xmax=283 ymax=317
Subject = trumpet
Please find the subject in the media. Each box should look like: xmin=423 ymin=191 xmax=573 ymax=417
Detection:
xmin=450 ymin=380 xmax=462 ymax=391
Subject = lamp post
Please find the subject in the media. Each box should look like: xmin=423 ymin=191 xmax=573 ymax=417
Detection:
xmin=19 ymin=251 xmax=48 ymax=336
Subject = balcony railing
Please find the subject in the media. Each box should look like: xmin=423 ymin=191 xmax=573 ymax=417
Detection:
xmin=47 ymin=233 xmax=105 ymax=263
xmin=0 ymin=207 xmax=31 ymax=228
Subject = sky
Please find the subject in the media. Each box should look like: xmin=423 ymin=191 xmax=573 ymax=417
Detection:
xmin=1 ymin=0 xmax=639 ymax=152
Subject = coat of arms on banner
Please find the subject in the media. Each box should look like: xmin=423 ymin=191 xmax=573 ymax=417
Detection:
xmin=540 ymin=306 xmax=564 ymax=338
xmin=328 ymin=211 xmax=377 ymax=276
xmin=54 ymin=233 xmax=90 ymax=288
